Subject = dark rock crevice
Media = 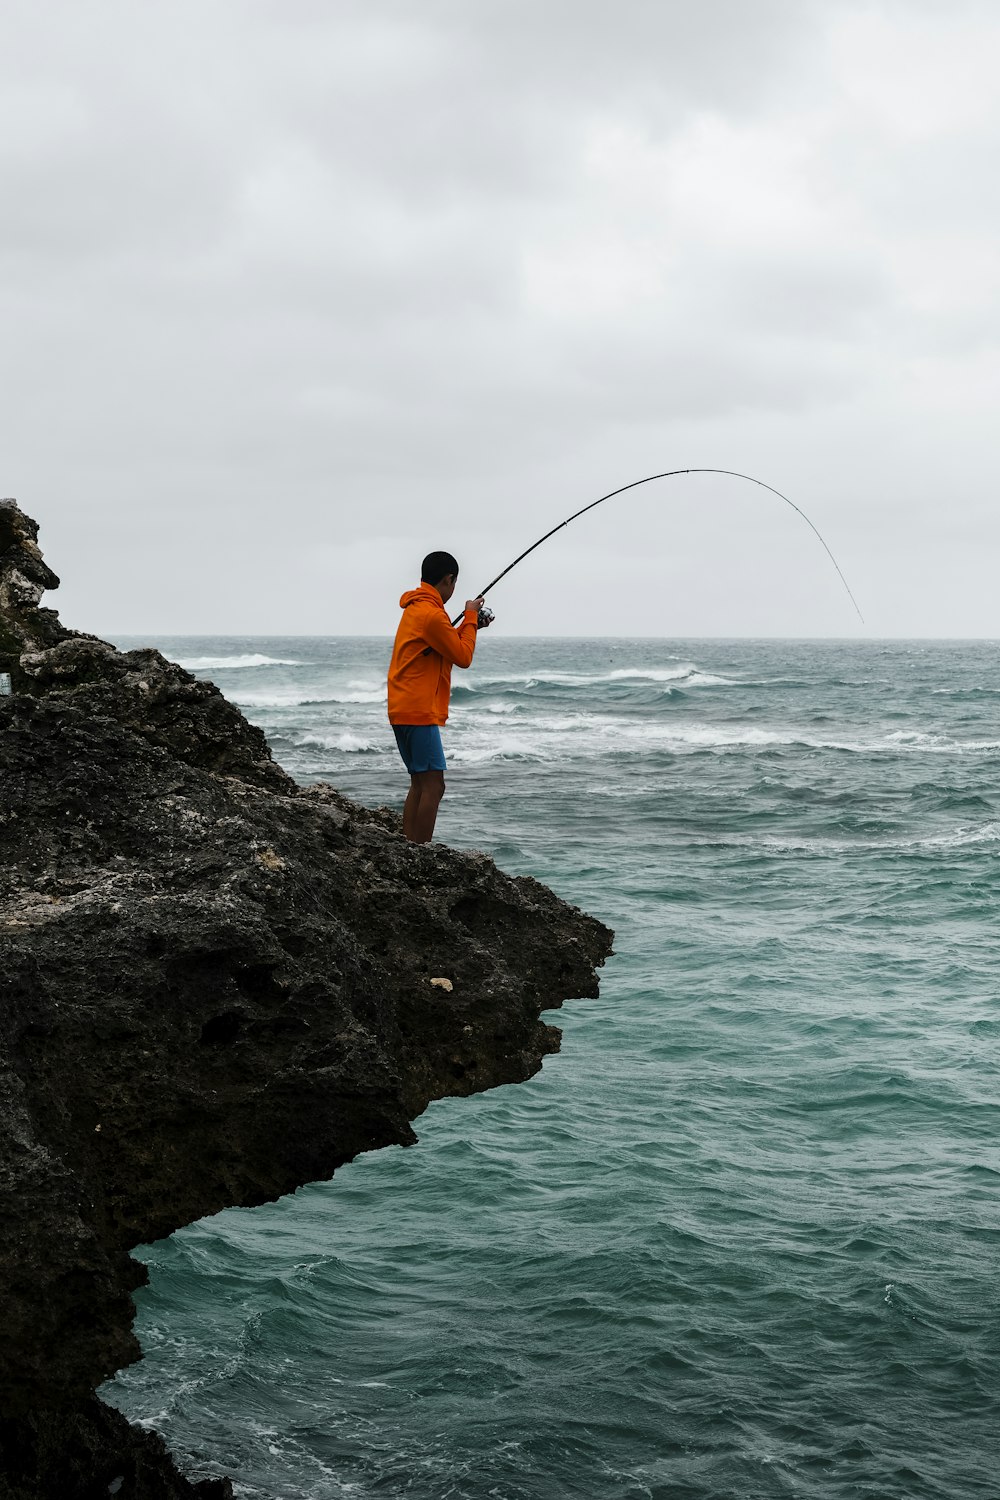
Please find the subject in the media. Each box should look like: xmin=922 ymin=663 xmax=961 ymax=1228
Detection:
xmin=0 ymin=501 xmax=613 ymax=1499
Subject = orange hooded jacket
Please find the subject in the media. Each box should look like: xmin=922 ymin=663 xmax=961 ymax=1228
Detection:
xmin=387 ymin=584 xmax=478 ymax=726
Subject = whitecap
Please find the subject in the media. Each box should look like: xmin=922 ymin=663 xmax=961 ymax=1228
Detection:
xmin=449 ymin=737 xmax=552 ymax=764
xmin=680 ymin=671 xmax=735 ymax=687
xmin=884 ymin=729 xmax=1000 ymax=754
xmin=294 ymin=732 xmax=381 ymax=754
xmin=604 ymin=665 xmax=736 ymax=686
xmin=448 ymin=718 xmax=874 ymax=759
xmin=917 ymin=820 xmax=1000 ymax=849
xmin=176 ymin=653 xmax=305 ymax=670
xmin=235 ymin=689 xmax=386 ymax=708
xmin=470 ymin=663 xmax=736 ymax=691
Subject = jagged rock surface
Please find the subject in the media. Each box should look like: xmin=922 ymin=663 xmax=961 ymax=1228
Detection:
xmin=0 ymin=502 xmax=613 ymax=1499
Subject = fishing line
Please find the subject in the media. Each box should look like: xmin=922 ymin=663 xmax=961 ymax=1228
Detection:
xmin=454 ymin=468 xmax=864 ymax=625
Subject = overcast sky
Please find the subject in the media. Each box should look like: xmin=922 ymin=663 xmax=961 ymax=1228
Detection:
xmin=2 ymin=0 xmax=998 ymax=637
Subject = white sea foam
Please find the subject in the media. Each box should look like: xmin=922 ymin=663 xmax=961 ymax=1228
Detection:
xmin=916 ymin=820 xmax=1000 ymax=849
xmin=294 ymin=732 xmax=380 ymax=753
xmin=177 ymin=653 xmax=305 ymax=670
xmin=598 ymin=665 xmax=734 ymax=685
xmin=604 ymin=720 xmax=1000 ymax=757
xmin=450 ymin=737 xmax=552 ymax=764
xmin=470 ymin=663 xmax=737 ymax=691
xmin=671 ymin=820 xmax=1000 ymax=858
xmin=885 ymin=729 xmax=1000 ymax=754
xmin=681 ymin=671 xmax=735 ymax=687
xmin=235 ymin=689 xmax=386 ymax=709
xmin=444 ymin=715 xmax=1000 ymax=762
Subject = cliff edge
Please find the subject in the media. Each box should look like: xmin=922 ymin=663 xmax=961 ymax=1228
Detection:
xmin=0 ymin=502 xmax=613 ymax=1499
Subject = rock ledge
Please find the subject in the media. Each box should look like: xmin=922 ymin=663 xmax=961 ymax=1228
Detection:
xmin=0 ymin=503 xmax=612 ymax=1499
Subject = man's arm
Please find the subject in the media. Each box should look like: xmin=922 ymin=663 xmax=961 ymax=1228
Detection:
xmin=422 ymin=598 xmax=483 ymax=668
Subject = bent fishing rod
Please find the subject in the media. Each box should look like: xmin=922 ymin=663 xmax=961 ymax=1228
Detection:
xmin=453 ymin=468 xmax=864 ymax=626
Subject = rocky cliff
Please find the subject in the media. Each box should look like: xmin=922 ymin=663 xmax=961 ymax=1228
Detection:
xmin=0 ymin=502 xmax=613 ymax=1499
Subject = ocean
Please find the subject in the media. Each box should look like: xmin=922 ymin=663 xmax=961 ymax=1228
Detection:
xmin=101 ymin=636 xmax=1000 ymax=1500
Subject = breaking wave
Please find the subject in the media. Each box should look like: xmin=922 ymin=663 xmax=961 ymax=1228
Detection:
xmin=465 ymin=664 xmax=736 ymax=693
xmin=176 ymin=653 xmax=305 ymax=670
xmin=234 ymin=689 xmax=387 ymax=709
xmin=446 ymin=719 xmax=1000 ymax=761
xmin=293 ymin=732 xmax=380 ymax=754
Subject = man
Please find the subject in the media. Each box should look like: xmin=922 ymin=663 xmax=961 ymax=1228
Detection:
xmin=387 ymin=550 xmax=490 ymax=843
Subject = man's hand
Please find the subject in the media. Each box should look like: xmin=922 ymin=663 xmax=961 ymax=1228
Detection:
xmin=466 ymin=596 xmax=485 ymax=615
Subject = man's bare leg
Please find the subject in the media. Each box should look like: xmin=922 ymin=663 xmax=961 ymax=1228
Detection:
xmin=402 ymin=776 xmax=420 ymax=840
xmin=403 ymin=770 xmax=445 ymax=843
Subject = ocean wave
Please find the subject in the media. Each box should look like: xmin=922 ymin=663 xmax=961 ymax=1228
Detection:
xmin=234 ymin=689 xmax=386 ymax=708
xmin=449 ymin=740 xmax=553 ymax=764
xmin=177 ymin=653 xmax=305 ymax=670
xmin=627 ymin=721 xmax=1000 ymax=757
xmin=683 ymin=672 xmax=735 ymax=687
xmin=444 ymin=721 xmax=793 ymax=763
xmin=443 ymin=717 xmax=1000 ymax=762
xmin=916 ymin=820 xmax=1000 ymax=849
xmin=685 ymin=820 xmax=1000 ymax=856
xmin=601 ymin=666 xmax=735 ymax=686
xmin=293 ymin=732 xmax=380 ymax=754
xmin=884 ymin=729 xmax=1000 ymax=753
xmin=464 ymin=664 xmax=737 ymax=692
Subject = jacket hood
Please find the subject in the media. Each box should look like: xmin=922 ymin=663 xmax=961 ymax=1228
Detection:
xmin=399 ymin=584 xmax=445 ymax=609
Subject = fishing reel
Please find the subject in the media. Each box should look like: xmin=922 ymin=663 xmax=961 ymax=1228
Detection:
xmin=477 ymin=605 xmax=494 ymax=629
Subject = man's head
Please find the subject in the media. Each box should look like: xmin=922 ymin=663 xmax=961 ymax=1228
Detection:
xmin=421 ymin=550 xmax=459 ymax=604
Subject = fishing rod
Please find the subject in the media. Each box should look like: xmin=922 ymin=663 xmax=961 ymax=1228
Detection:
xmin=454 ymin=468 xmax=864 ymax=626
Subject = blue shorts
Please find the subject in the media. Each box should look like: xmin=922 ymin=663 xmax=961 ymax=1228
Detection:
xmin=392 ymin=724 xmax=447 ymax=774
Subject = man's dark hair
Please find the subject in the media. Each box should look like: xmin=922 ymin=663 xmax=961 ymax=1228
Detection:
xmin=421 ymin=551 xmax=459 ymax=586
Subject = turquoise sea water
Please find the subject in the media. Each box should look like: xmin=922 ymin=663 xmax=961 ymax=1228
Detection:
xmin=102 ymin=637 xmax=1000 ymax=1500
